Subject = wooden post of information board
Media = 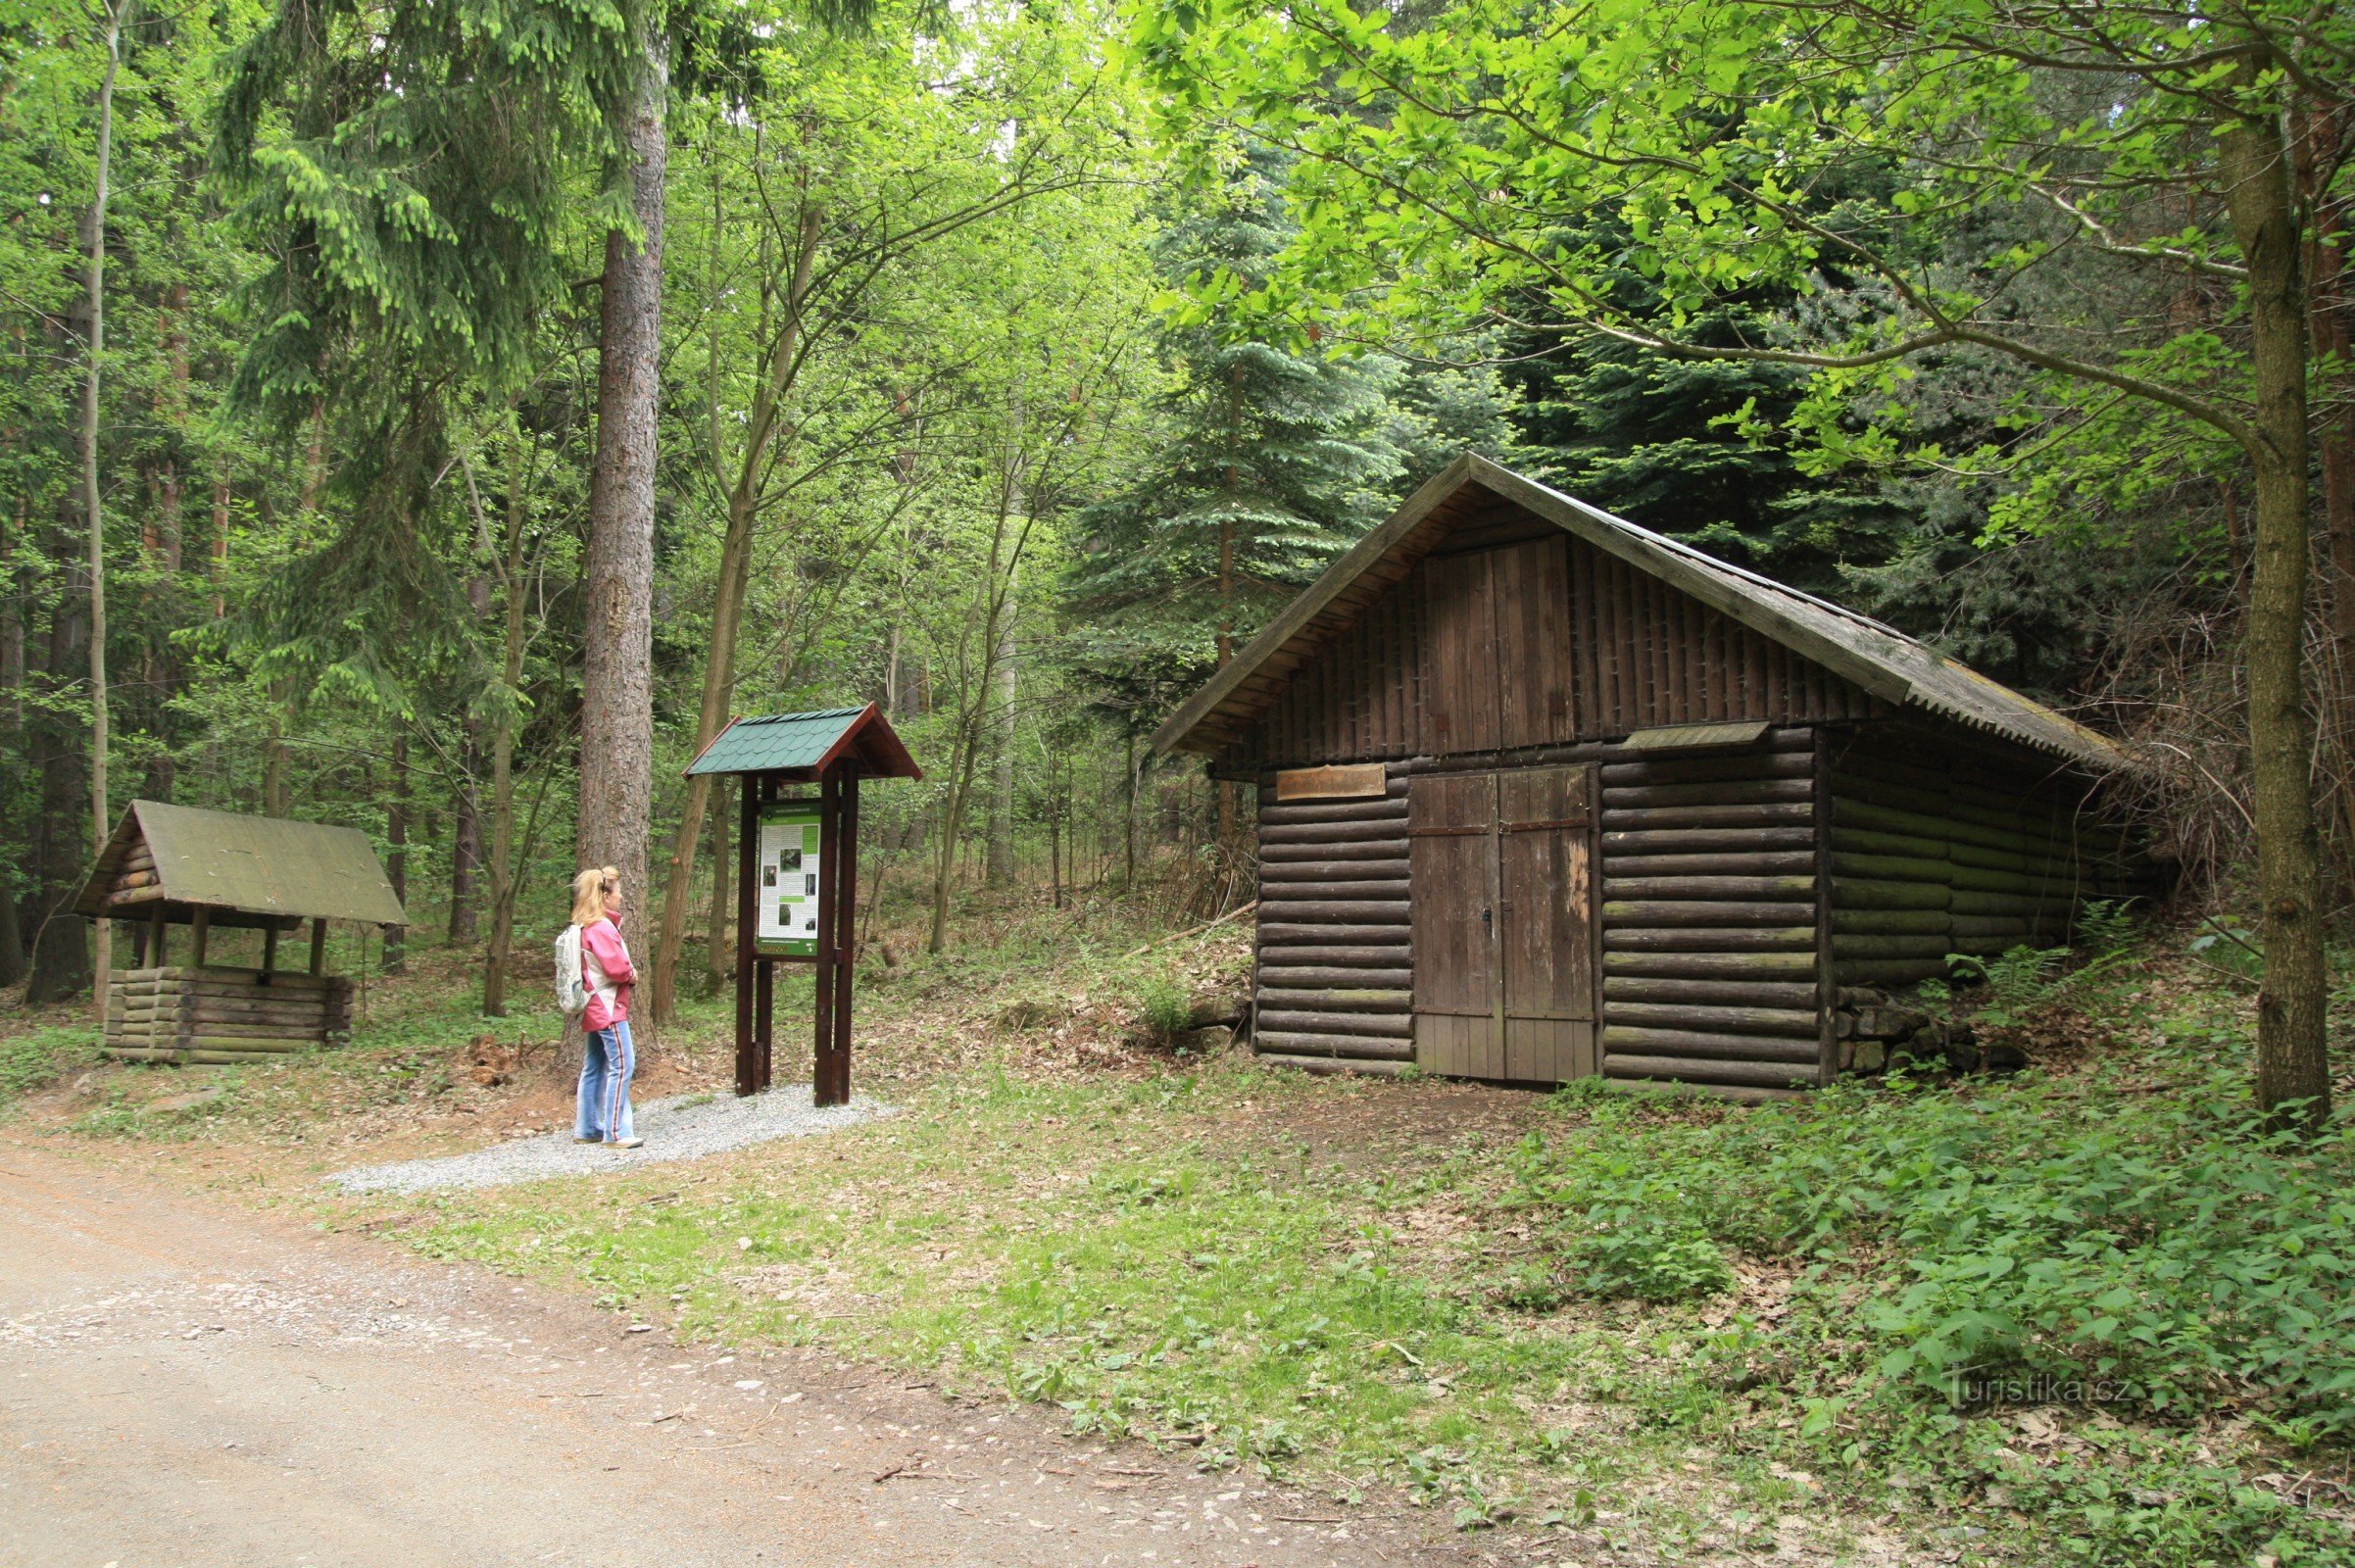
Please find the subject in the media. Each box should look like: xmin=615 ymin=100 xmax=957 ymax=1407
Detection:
xmin=735 ymin=772 xmax=760 ymax=1097
xmin=811 ymin=771 xmax=839 ymax=1106
xmin=823 ymin=770 xmax=859 ymax=1106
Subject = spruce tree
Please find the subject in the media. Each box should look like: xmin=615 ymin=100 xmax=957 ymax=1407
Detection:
xmin=1068 ymin=148 xmax=1401 ymax=704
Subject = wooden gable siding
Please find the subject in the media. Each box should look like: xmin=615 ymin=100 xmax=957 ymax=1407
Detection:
xmin=1261 ymin=573 xmax=1426 ymax=765
xmin=1237 ymin=521 xmax=1882 ymax=771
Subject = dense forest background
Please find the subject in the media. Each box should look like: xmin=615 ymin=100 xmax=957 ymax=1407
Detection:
xmin=2 ymin=0 xmax=2342 ymax=1042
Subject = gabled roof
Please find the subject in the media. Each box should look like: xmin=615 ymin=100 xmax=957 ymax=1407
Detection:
xmin=683 ymin=703 xmax=922 ymax=781
xmin=1153 ymin=455 xmax=2126 ymax=772
xmin=74 ymin=801 xmax=409 ymax=925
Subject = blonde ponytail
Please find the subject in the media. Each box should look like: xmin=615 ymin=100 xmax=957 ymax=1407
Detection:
xmin=569 ymin=867 xmax=608 ymax=927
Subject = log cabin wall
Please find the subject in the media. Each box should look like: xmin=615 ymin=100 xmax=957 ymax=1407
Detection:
xmin=1596 ymin=727 xmax=1827 ymax=1098
xmin=1823 ymin=729 xmax=2161 ymax=1062
xmin=1243 ymin=527 xmax=1884 ymax=771
xmin=1251 ymin=772 xmax=1415 ymax=1075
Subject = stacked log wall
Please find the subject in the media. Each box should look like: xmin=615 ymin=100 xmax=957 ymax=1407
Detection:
xmin=1252 ymin=774 xmax=1414 ymax=1076
xmin=1597 ymin=727 xmax=1824 ymax=1098
xmin=104 ymin=965 xmax=353 ymax=1063
xmin=1824 ymin=733 xmax=2163 ymax=1030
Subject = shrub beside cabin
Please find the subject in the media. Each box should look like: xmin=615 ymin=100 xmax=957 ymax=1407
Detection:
xmin=1153 ymin=456 xmax=2158 ymax=1099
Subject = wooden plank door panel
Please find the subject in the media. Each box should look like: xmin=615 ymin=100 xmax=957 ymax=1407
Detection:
xmin=1409 ymin=773 xmax=1496 ymax=1017
xmin=1496 ymin=764 xmax=1595 ymax=1025
xmin=1423 ymin=553 xmax=1499 ymax=754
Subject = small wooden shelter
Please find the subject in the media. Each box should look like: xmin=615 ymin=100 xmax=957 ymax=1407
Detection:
xmin=1153 ymin=456 xmax=2158 ymax=1099
xmin=74 ymin=801 xmax=408 ymax=1063
xmin=684 ymin=704 xmax=921 ymax=1104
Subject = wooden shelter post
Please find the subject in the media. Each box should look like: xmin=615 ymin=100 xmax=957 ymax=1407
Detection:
xmin=262 ymin=923 xmax=280 ymax=979
xmin=309 ymin=917 xmax=326 ymax=976
xmin=190 ymin=907 xmax=210 ymax=967
xmin=812 ymin=770 xmax=840 ymax=1106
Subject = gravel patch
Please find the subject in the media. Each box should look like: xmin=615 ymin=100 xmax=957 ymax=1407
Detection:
xmin=327 ymin=1087 xmax=889 ymax=1195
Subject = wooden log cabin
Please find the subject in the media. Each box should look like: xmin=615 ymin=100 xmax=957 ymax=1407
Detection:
xmin=72 ymin=801 xmax=409 ymax=1064
xmin=1153 ymin=456 xmax=2157 ymax=1099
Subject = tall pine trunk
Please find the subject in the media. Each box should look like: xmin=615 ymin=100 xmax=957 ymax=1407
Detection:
xmin=2223 ymin=80 xmax=2331 ymax=1127
xmin=579 ymin=29 xmax=667 ymax=953
xmin=81 ymin=0 xmax=125 ymax=1018
xmin=481 ymin=448 xmax=530 ymax=1015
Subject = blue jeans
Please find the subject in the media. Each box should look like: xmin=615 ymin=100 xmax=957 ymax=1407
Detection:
xmin=574 ymin=1019 xmax=636 ymax=1143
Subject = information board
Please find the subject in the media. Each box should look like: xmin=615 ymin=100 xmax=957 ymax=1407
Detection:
xmin=755 ymin=804 xmax=823 ymax=956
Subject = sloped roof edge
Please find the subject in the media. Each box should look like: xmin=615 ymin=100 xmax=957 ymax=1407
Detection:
xmin=1152 ymin=455 xmax=2125 ymax=772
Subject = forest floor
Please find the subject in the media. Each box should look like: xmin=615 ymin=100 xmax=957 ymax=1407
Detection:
xmin=3 ymin=888 xmax=2353 ymax=1568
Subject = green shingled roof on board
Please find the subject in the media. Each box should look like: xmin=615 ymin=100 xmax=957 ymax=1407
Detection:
xmin=683 ymin=703 xmax=921 ymax=781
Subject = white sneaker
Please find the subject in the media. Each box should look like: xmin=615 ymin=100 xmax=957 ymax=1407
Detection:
xmin=612 ymin=1136 xmax=644 ymax=1150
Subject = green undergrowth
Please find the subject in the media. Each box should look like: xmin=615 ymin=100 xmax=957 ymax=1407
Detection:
xmin=358 ymin=937 xmax=2355 ymax=1565
xmin=0 ymin=1023 xmax=104 ymax=1109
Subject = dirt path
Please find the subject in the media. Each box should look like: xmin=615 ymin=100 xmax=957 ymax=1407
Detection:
xmin=1 ymin=1143 xmax=1483 ymax=1568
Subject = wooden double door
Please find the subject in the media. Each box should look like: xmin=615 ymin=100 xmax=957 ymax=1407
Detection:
xmin=1408 ymin=765 xmax=1597 ymax=1082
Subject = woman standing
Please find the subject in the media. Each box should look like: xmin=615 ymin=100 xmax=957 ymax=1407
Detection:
xmin=571 ymin=866 xmax=644 ymax=1149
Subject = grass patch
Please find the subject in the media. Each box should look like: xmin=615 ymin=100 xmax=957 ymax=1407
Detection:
xmin=0 ymin=1023 xmax=102 ymax=1108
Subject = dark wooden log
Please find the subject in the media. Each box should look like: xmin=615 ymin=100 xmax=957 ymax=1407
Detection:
xmin=1601 ymin=777 xmax=1813 ymax=809
xmin=1600 ymin=803 xmax=1814 ymax=832
xmin=1603 ymin=949 xmax=1818 ymax=978
xmin=1829 ymin=907 xmax=1947 ymax=935
xmin=1255 ymin=987 xmax=1413 ymax=1013
xmin=1258 ymin=879 xmax=1411 ymax=903
xmin=1256 ymin=858 xmax=1408 ymax=883
xmin=1256 ymin=1009 xmax=1413 ymax=1038
xmin=1257 ymin=926 xmax=1412 ymax=948
xmin=1832 ymin=797 xmax=2071 ymax=858
xmin=1949 ymin=889 xmax=2068 ymax=916
xmin=1260 ymin=819 xmax=1413 ymax=847
xmin=1829 ymin=825 xmax=1951 ymax=859
xmin=1830 ymin=934 xmax=1952 ymax=957
xmin=1597 ymin=751 xmax=1813 ymax=786
xmin=1601 ymin=925 xmax=1816 ymax=951
xmin=1830 ymin=957 xmax=1953 ymax=984
xmin=1603 ymin=976 xmax=1819 ymax=1007
xmin=1252 ymin=1031 xmax=1416 ymax=1060
xmin=1257 ymin=961 xmax=1414 ymax=986
xmin=1258 ymin=839 xmax=1410 ymax=864
xmin=1602 ymin=1046 xmax=1821 ymax=1079
xmin=1252 ymin=1052 xmax=1410 ymax=1077
xmin=1255 ymin=900 xmax=1409 ymax=924
xmin=1599 ymin=827 xmax=1816 ymax=855
xmin=1603 ymin=900 xmax=1818 ymax=926
xmin=1948 ymin=863 xmax=2085 ymax=897
xmin=1603 ymin=875 xmax=1815 ymax=902
xmin=1830 ymin=879 xmax=1951 ymax=910
xmin=1598 ymin=852 xmax=1816 ymax=878
xmin=1947 ymin=915 xmax=2033 ymax=938
xmin=1829 ymin=851 xmax=1951 ymax=883
xmin=1256 ymin=797 xmax=1408 ymax=827
xmin=1604 ymin=1002 xmax=1820 ymax=1036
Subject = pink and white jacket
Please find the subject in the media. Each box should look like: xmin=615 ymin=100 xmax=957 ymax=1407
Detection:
xmin=580 ymin=915 xmax=635 ymax=1033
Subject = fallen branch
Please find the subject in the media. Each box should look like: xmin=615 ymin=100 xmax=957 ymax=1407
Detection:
xmin=1122 ymin=901 xmax=1258 ymax=958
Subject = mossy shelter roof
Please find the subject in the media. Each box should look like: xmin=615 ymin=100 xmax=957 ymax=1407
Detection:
xmin=683 ymin=703 xmax=921 ymax=781
xmin=74 ymin=801 xmax=408 ymax=929
xmin=1152 ymin=454 xmax=2127 ymax=772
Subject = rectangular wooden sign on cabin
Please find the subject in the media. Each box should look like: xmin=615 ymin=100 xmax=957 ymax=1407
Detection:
xmin=1157 ymin=456 xmax=2159 ymax=1101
